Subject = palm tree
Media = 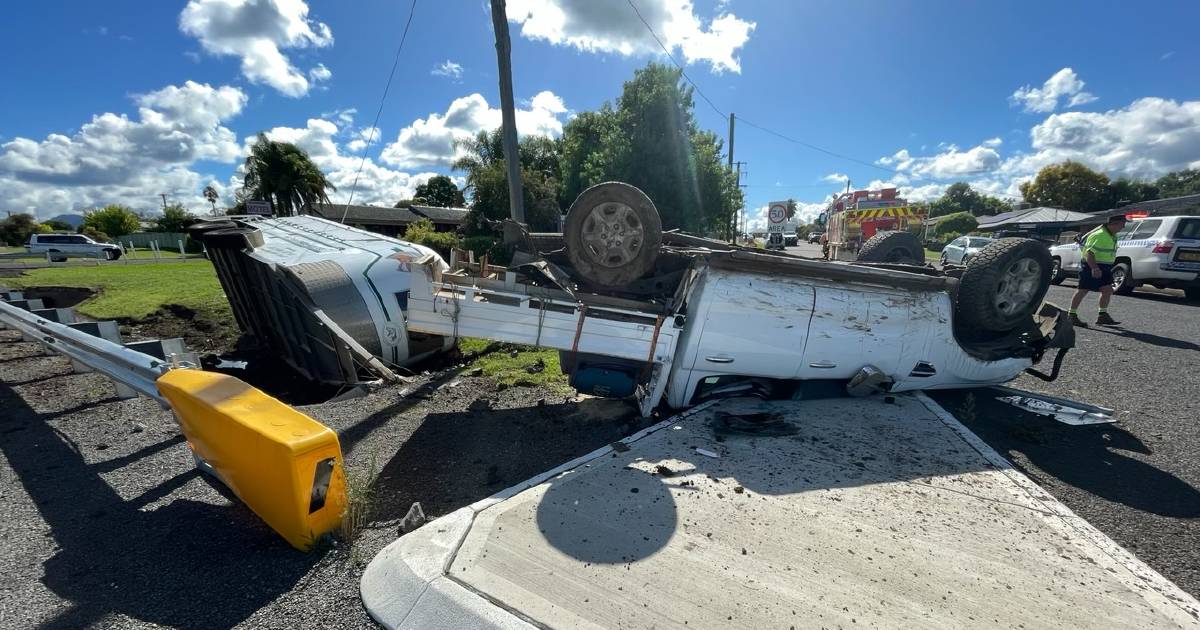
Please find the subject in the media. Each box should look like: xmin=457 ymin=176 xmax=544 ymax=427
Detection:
xmin=241 ymin=133 xmax=335 ymax=217
xmin=202 ymin=185 xmax=220 ymax=215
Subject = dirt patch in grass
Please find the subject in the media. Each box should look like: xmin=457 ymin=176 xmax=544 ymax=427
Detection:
xmin=118 ymin=303 xmax=240 ymax=355
xmin=15 ymin=285 xmax=97 ymax=309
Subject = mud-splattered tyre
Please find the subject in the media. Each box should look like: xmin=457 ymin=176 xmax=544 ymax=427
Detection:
xmin=955 ymin=238 xmax=1052 ymax=333
xmin=856 ymin=231 xmax=924 ymax=265
xmin=564 ymin=182 xmax=662 ymax=288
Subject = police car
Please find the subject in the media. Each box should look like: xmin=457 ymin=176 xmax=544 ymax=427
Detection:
xmin=1049 ymin=216 xmax=1200 ymax=300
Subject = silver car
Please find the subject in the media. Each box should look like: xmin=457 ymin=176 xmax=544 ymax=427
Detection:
xmin=939 ymin=236 xmax=994 ymax=265
xmin=26 ymin=233 xmax=123 ymax=261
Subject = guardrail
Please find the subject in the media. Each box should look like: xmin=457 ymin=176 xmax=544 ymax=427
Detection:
xmin=0 ymin=297 xmax=179 ymax=404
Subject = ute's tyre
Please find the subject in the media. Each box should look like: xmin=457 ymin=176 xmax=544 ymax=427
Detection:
xmin=564 ymin=182 xmax=662 ymax=288
xmin=955 ymin=238 xmax=1052 ymax=333
xmin=1111 ymin=262 xmax=1135 ymax=295
xmin=1049 ymin=257 xmax=1064 ymax=285
xmin=856 ymin=231 xmax=924 ymax=265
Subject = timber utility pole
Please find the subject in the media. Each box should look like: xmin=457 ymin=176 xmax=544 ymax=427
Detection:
xmin=489 ymin=0 xmax=525 ymax=224
xmin=727 ymin=112 xmax=736 ymax=243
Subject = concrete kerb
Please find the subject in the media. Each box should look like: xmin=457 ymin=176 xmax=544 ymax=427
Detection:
xmin=362 ymin=394 xmax=1200 ymax=627
xmin=360 ymin=401 xmax=719 ymax=629
xmin=914 ymin=391 xmax=1200 ymax=621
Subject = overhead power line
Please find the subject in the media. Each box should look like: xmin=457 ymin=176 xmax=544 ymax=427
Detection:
xmin=735 ymin=117 xmax=898 ymax=175
xmin=624 ymin=0 xmax=726 ymax=120
xmin=341 ymin=0 xmax=419 ymax=222
xmin=624 ymin=0 xmax=898 ymax=176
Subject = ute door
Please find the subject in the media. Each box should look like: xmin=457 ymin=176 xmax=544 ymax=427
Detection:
xmin=687 ymin=270 xmax=814 ymax=379
xmin=798 ymin=286 xmax=919 ymax=380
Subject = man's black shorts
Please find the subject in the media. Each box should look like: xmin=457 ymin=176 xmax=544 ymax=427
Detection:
xmin=1078 ymin=262 xmax=1114 ymax=290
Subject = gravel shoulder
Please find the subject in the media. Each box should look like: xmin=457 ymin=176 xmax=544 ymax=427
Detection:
xmin=0 ymin=332 xmax=643 ymax=629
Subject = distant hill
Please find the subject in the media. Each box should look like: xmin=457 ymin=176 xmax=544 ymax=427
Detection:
xmin=47 ymin=214 xmax=84 ymax=228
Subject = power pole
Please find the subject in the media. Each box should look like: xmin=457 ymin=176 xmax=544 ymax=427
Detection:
xmin=727 ymin=112 xmax=736 ymax=242
xmin=160 ymin=193 xmax=168 ymax=211
xmin=489 ymin=0 xmax=525 ymax=225
xmin=733 ymin=161 xmax=746 ymax=243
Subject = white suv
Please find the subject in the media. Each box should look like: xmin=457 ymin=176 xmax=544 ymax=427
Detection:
xmin=26 ymin=233 xmax=123 ymax=261
xmin=1049 ymin=215 xmax=1200 ymax=300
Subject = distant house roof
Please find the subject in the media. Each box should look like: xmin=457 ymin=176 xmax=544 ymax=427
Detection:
xmin=306 ymin=203 xmax=469 ymax=226
xmin=977 ymin=207 xmax=1096 ymax=230
xmin=308 ymin=203 xmax=420 ymax=225
xmin=409 ymin=205 xmax=469 ymax=224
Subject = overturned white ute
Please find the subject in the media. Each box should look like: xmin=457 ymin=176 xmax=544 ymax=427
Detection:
xmin=193 ymin=183 xmax=1072 ymax=416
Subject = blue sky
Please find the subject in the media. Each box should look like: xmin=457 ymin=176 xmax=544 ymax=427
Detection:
xmin=1 ymin=0 xmax=1197 ymax=227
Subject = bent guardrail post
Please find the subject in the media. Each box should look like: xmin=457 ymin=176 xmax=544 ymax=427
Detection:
xmin=0 ymin=295 xmax=348 ymax=551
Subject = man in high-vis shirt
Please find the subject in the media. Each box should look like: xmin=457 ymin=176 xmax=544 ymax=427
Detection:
xmin=1069 ymin=214 xmax=1127 ymax=327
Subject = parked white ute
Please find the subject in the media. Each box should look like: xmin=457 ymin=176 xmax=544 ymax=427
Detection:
xmin=26 ymin=233 xmax=123 ymax=261
xmin=1049 ymin=215 xmax=1200 ymax=300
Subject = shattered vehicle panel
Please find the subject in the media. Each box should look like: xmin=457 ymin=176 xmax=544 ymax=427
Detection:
xmin=196 ymin=216 xmax=452 ymax=384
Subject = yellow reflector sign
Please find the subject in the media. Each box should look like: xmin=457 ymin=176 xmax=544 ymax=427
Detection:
xmin=156 ymin=369 xmax=348 ymax=551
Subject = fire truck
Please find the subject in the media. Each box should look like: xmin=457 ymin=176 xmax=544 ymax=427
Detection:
xmin=821 ymin=188 xmax=926 ymax=261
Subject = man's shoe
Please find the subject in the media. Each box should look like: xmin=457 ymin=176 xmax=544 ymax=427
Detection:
xmin=1069 ymin=313 xmax=1088 ymax=328
xmin=1096 ymin=312 xmax=1120 ymax=326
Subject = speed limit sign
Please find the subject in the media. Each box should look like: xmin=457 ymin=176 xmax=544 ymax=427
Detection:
xmin=768 ymin=201 xmax=787 ymax=232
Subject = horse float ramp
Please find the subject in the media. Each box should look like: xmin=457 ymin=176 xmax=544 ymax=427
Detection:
xmin=362 ymin=395 xmax=1200 ymax=629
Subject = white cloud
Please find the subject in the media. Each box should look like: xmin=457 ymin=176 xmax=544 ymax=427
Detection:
xmin=1161 ymin=51 xmax=1175 ymax=61
xmin=878 ymin=142 xmax=1001 ymax=179
xmin=252 ymin=119 xmax=443 ymax=207
xmin=431 ymin=60 xmax=464 ymax=80
xmin=1010 ymin=67 xmax=1097 ymax=114
xmin=0 ymin=81 xmax=248 ymax=218
xmin=308 ymin=63 xmax=332 ymax=83
xmin=822 ymin=172 xmax=849 ymax=184
xmin=179 ymin=0 xmax=333 ymax=97
xmin=1003 ymin=97 xmax=1200 ymax=181
xmin=868 ymin=96 xmax=1200 ymax=204
xmin=380 ymin=90 xmax=569 ymax=168
xmin=506 ymin=0 xmax=755 ymax=74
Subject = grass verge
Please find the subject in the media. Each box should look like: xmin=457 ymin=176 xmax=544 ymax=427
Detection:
xmin=457 ymin=338 xmax=570 ymax=393
xmin=4 ymin=259 xmax=229 ymax=320
xmin=925 ymin=248 xmax=942 ymax=262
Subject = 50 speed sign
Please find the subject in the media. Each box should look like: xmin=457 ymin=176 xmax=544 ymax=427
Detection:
xmin=767 ymin=201 xmax=788 ymax=232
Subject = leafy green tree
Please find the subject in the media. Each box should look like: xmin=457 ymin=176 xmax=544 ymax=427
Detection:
xmin=557 ymin=108 xmax=620 ymax=208
xmin=153 ymin=204 xmax=197 ymax=233
xmin=0 ymin=213 xmax=41 ymax=245
xmin=929 ymin=182 xmax=1011 ymax=218
xmin=934 ymin=212 xmax=978 ymax=236
xmin=554 ymin=63 xmax=741 ymax=235
xmin=412 ymin=175 xmax=465 ymax=208
xmin=82 ymin=205 xmax=140 ymax=238
xmin=453 ymin=129 xmax=563 ymax=232
xmin=203 ymin=185 xmax=220 ymax=214
xmin=81 ymin=226 xmax=111 ymax=243
xmin=241 ymin=133 xmax=335 ymax=216
xmin=41 ymin=219 xmax=74 ymax=232
xmin=1019 ymin=161 xmax=1111 ymax=212
xmin=1154 ymin=169 xmax=1200 ymax=198
xmin=1107 ymin=178 xmax=1159 ymax=206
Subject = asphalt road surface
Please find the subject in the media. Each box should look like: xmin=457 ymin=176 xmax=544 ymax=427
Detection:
xmin=931 ymin=279 xmax=1200 ymax=598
